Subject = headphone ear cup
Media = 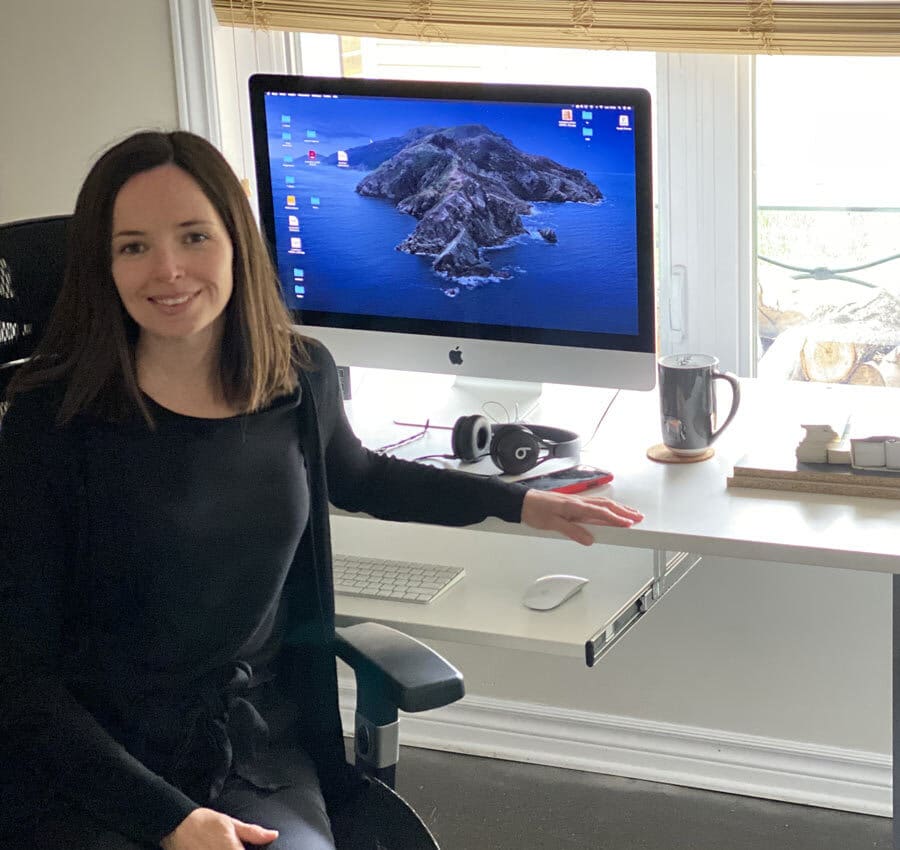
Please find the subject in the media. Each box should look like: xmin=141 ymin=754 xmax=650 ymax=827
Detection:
xmin=451 ymin=414 xmax=493 ymax=462
xmin=490 ymin=424 xmax=541 ymax=475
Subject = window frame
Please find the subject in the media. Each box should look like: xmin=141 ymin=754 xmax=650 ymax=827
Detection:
xmin=656 ymin=52 xmax=756 ymax=376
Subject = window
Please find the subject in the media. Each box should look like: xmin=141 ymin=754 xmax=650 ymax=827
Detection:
xmin=347 ymin=37 xmax=656 ymax=90
xmin=755 ymin=56 xmax=900 ymax=387
xmin=189 ymin=10 xmax=900 ymax=385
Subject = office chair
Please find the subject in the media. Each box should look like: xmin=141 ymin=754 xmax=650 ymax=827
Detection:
xmin=0 ymin=215 xmax=69 ymax=418
xmin=0 ymin=215 xmax=465 ymax=849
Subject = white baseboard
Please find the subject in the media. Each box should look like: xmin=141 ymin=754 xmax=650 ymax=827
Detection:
xmin=338 ymin=681 xmax=891 ymax=817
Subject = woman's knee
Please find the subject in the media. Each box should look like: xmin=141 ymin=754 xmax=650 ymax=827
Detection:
xmin=212 ymin=747 xmax=336 ymax=850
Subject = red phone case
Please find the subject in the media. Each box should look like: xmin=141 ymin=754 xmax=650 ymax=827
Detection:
xmin=519 ymin=467 xmax=614 ymax=493
xmin=551 ymin=473 xmax=614 ymax=494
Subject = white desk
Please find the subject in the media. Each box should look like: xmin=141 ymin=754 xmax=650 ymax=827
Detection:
xmin=342 ymin=370 xmax=900 ymax=571
xmin=335 ymin=369 xmax=685 ymax=665
xmin=337 ymin=370 xmax=900 ymax=648
xmin=333 ymin=369 xmax=900 ymax=842
xmin=565 ymin=379 xmax=900 ymax=575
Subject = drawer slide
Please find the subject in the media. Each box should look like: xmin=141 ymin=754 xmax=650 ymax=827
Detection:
xmin=585 ymin=551 xmax=701 ymax=666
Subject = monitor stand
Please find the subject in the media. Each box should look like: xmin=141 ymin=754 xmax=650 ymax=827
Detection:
xmin=387 ymin=376 xmax=543 ymax=430
xmin=438 ymin=376 xmax=544 ymax=424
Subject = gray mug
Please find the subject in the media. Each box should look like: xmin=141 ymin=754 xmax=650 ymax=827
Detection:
xmin=658 ymin=354 xmax=741 ymax=455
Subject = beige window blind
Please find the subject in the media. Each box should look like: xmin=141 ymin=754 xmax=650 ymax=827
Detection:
xmin=211 ymin=1 xmax=900 ymax=55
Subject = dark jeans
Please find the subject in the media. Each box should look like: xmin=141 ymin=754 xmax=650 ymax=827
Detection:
xmin=31 ymin=746 xmax=336 ymax=850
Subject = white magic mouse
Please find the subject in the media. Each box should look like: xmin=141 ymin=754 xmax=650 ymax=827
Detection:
xmin=522 ymin=574 xmax=590 ymax=611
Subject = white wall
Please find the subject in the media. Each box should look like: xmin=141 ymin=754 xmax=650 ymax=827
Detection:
xmin=0 ymin=0 xmax=179 ymax=222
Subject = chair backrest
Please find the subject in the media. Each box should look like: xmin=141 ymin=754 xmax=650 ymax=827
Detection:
xmin=0 ymin=215 xmax=71 ymax=414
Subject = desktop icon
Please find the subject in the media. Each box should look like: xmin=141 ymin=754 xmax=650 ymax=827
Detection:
xmin=310 ymin=196 xmax=320 ymax=207
xmin=308 ymin=150 xmax=317 ymax=161
xmin=337 ymin=150 xmax=349 ymax=165
xmin=619 ymin=114 xmax=630 ymax=128
xmin=288 ymin=214 xmax=300 ymax=230
xmin=285 ymin=175 xmax=295 ymax=186
xmin=290 ymin=237 xmax=303 ymax=252
xmin=283 ymin=156 xmax=294 ymax=166
xmin=294 ymin=284 xmax=305 ymax=297
xmin=282 ymin=131 xmax=292 ymax=143
xmin=281 ymin=114 xmax=291 ymax=125
xmin=581 ymin=110 xmax=593 ymax=121
xmin=293 ymin=268 xmax=304 ymax=280
xmin=582 ymin=127 xmax=594 ymax=138
xmin=286 ymin=195 xmax=297 ymax=207
xmin=306 ymin=129 xmax=317 ymax=140
xmin=561 ymin=108 xmax=573 ymax=121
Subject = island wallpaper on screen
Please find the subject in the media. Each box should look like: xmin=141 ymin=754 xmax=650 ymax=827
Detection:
xmin=264 ymin=92 xmax=640 ymax=336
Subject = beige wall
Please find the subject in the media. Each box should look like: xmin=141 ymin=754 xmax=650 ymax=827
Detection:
xmin=0 ymin=0 xmax=179 ymax=222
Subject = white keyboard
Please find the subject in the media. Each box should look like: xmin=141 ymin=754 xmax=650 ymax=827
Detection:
xmin=333 ymin=553 xmax=465 ymax=604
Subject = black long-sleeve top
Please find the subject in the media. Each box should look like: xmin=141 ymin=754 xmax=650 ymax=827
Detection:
xmin=0 ymin=340 xmax=526 ymax=845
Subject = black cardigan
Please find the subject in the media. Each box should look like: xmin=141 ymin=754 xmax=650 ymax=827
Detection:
xmin=0 ymin=341 xmax=526 ymax=844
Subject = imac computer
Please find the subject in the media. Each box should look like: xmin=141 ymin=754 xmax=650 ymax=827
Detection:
xmin=248 ymin=74 xmax=656 ymax=415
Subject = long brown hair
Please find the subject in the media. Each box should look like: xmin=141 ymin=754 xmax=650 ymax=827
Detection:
xmin=8 ymin=130 xmax=309 ymax=425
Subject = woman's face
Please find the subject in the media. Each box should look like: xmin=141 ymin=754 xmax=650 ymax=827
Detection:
xmin=110 ymin=164 xmax=234 ymax=349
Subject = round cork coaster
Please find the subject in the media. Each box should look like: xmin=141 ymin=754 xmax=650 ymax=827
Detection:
xmin=646 ymin=443 xmax=715 ymax=464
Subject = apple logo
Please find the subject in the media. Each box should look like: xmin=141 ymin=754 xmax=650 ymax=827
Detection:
xmin=448 ymin=346 xmax=463 ymax=365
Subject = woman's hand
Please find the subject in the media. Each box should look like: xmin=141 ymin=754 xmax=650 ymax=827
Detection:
xmin=160 ymin=808 xmax=279 ymax=849
xmin=521 ymin=488 xmax=643 ymax=546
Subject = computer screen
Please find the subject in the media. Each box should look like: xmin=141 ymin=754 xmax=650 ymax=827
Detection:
xmin=249 ymin=74 xmax=656 ymax=396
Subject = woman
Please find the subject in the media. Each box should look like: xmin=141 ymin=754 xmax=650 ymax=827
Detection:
xmin=0 ymin=131 xmax=642 ymax=849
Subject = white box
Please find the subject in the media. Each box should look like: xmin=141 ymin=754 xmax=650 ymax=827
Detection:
xmin=885 ymin=438 xmax=900 ymax=470
xmin=851 ymin=438 xmax=887 ymax=468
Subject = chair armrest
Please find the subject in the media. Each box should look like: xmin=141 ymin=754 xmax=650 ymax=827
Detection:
xmin=335 ymin=622 xmax=464 ymax=714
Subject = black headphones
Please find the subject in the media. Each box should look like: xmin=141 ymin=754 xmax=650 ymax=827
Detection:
xmin=450 ymin=414 xmax=581 ymax=475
